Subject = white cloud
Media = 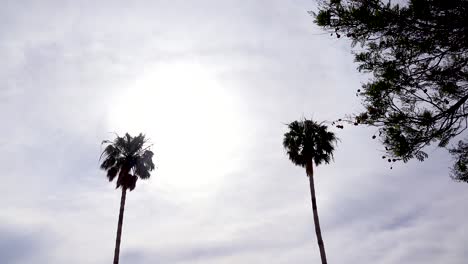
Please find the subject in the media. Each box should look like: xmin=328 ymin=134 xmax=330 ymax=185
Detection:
xmin=1 ymin=0 xmax=466 ymax=263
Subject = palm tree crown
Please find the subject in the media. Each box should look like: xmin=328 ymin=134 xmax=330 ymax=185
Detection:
xmin=100 ymin=133 xmax=155 ymax=191
xmin=283 ymin=119 xmax=337 ymax=171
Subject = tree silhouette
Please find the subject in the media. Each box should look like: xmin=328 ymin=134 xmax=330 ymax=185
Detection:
xmin=313 ymin=0 xmax=468 ymax=179
xmin=283 ymin=119 xmax=338 ymax=264
xmin=100 ymin=133 xmax=155 ymax=264
xmin=449 ymin=140 xmax=468 ymax=182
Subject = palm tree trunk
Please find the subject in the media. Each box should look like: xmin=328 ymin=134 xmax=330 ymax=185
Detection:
xmin=307 ymin=161 xmax=328 ymax=264
xmin=113 ymin=187 xmax=127 ymax=264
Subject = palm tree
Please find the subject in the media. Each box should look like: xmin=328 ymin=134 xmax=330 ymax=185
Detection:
xmin=283 ymin=119 xmax=337 ymax=264
xmin=100 ymin=133 xmax=155 ymax=264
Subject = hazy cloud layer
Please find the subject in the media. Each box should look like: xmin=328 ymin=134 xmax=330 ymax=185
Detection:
xmin=1 ymin=0 xmax=467 ymax=263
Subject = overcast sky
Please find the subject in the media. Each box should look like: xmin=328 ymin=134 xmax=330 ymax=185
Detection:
xmin=1 ymin=1 xmax=467 ymax=263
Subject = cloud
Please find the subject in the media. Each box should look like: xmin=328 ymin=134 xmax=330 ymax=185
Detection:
xmin=0 ymin=229 xmax=37 ymax=264
xmin=1 ymin=0 xmax=467 ymax=264
xmin=0 ymin=224 xmax=52 ymax=264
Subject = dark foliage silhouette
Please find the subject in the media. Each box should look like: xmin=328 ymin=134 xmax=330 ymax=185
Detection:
xmin=283 ymin=119 xmax=338 ymax=264
xmin=313 ymin=0 xmax=468 ymax=180
xmin=450 ymin=140 xmax=468 ymax=182
xmin=100 ymin=133 xmax=155 ymax=264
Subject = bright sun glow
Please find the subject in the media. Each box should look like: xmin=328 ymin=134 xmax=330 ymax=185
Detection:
xmin=109 ymin=61 xmax=244 ymax=197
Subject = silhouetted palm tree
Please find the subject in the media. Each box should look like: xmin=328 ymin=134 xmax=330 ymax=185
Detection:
xmin=100 ymin=133 xmax=155 ymax=264
xmin=283 ymin=119 xmax=337 ymax=264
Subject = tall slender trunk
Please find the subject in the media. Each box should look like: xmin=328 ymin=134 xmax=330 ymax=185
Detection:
xmin=113 ymin=187 xmax=127 ymax=264
xmin=307 ymin=161 xmax=328 ymax=264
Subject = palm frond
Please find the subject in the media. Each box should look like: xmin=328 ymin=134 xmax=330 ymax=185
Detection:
xmin=283 ymin=118 xmax=338 ymax=170
xmin=99 ymin=133 xmax=155 ymax=190
xmin=107 ymin=167 xmax=118 ymax=181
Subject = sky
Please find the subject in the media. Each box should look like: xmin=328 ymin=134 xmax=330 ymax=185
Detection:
xmin=1 ymin=0 xmax=467 ymax=263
